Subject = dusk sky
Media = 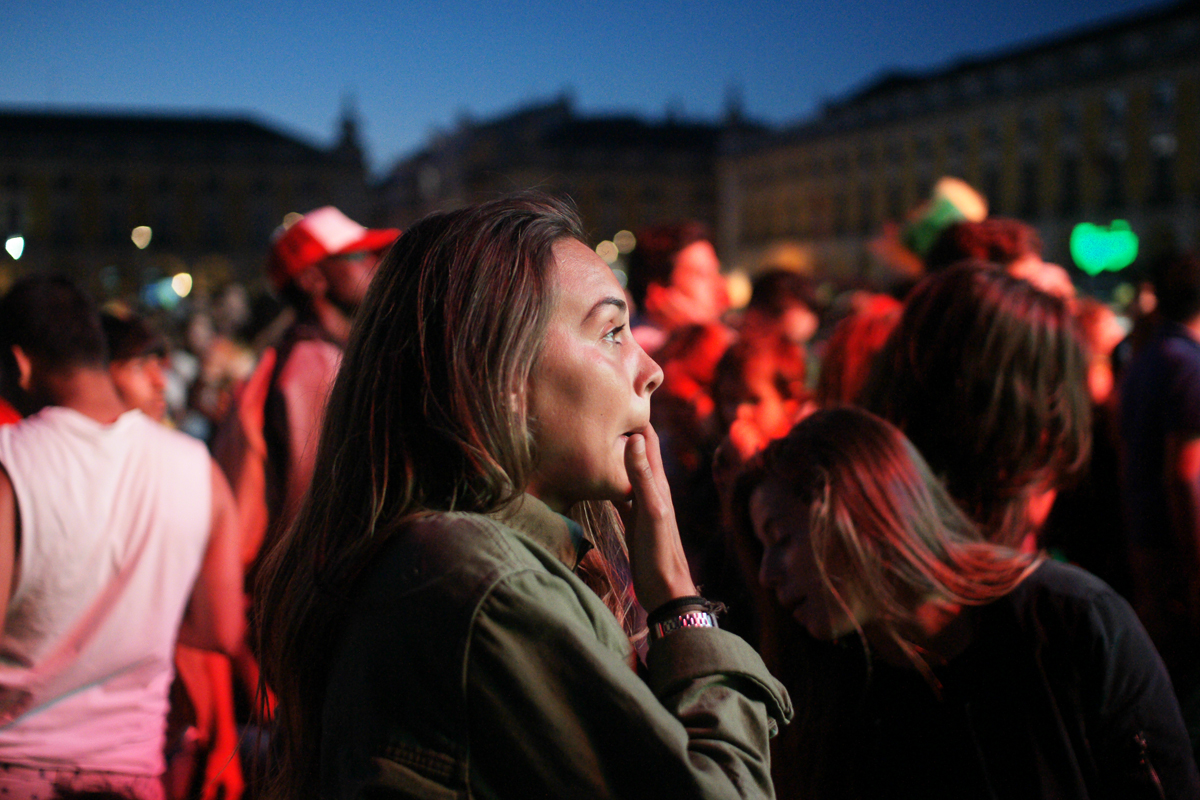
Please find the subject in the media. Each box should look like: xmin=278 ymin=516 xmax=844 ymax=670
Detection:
xmin=1 ymin=0 xmax=1173 ymax=175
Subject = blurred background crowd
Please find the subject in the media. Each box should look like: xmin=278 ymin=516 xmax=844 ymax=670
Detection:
xmin=3 ymin=1 xmax=1200 ymax=798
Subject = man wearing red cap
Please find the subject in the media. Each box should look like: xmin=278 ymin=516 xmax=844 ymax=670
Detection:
xmin=221 ymin=207 xmax=399 ymax=565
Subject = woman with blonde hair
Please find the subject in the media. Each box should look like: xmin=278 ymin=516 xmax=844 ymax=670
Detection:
xmin=254 ymin=193 xmax=790 ymax=799
xmin=736 ymin=406 xmax=1197 ymax=798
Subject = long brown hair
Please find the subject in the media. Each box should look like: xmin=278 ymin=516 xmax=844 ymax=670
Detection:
xmin=254 ymin=193 xmax=634 ymax=800
xmin=861 ymin=261 xmax=1091 ymax=547
xmin=735 ymin=407 xmax=1040 ymax=669
xmin=732 ymin=407 xmax=1042 ymax=796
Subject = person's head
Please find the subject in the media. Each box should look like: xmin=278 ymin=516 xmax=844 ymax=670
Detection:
xmin=1151 ymin=252 xmax=1200 ymax=324
xmin=626 ymin=220 xmax=728 ymax=330
xmin=713 ymin=333 xmax=807 ymax=447
xmin=653 ymin=322 xmax=734 ymax=428
xmin=736 ymin=407 xmax=1037 ymax=660
xmin=924 ymin=218 xmax=1043 ymax=274
xmin=861 ymin=262 xmax=1091 ymax=547
xmin=1074 ymin=297 xmax=1126 ymax=405
xmin=813 ymin=292 xmax=902 ymax=408
xmin=101 ymin=311 xmax=168 ymax=421
xmin=287 ymin=192 xmax=660 ymax=524
xmin=744 ymin=269 xmax=819 ymax=345
xmin=267 ymin=206 xmax=400 ymax=320
xmin=0 ymin=275 xmax=107 ymax=414
xmin=256 ymin=193 xmax=661 ymax=796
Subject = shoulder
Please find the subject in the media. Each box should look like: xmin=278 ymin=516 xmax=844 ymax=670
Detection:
xmin=1006 ymin=560 xmax=1124 ymax=617
xmin=357 ymin=511 xmax=562 ymax=613
xmin=1001 ymin=560 xmax=1147 ymax=654
xmin=278 ymin=336 xmax=342 ymax=381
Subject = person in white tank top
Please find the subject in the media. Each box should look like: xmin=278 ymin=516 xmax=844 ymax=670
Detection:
xmin=0 ymin=276 xmax=243 ymax=800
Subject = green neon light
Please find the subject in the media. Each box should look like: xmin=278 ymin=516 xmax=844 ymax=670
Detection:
xmin=1070 ymin=220 xmax=1139 ymax=277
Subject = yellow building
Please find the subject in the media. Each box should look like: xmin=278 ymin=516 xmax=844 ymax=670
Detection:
xmin=720 ymin=0 xmax=1200 ymax=288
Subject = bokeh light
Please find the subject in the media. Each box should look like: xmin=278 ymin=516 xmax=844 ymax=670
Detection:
xmin=131 ymin=226 xmax=152 ymax=249
xmin=613 ymin=230 xmax=636 ymax=254
xmin=171 ymin=272 xmax=193 ymax=298
xmin=5 ymin=235 xmax=24 ymax=260
xmin=596 ymin=240 xmax=619 ymax=265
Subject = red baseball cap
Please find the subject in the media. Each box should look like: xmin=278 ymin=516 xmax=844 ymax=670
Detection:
xmin=268 ymin=207 xmax=400 ymax=291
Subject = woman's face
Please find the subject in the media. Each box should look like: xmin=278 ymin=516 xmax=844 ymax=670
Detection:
xmin=751 ymin=477 xmax=871 ymax=640
xmin=527 ymin=239 xmax=664 ymax=512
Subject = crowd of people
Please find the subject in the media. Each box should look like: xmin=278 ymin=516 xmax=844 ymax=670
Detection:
xmin=0 ymin=185 xmax=1198 ymax=799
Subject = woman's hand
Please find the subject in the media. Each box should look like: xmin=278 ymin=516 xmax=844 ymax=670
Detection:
xmin=620 ymin=424 xmax=699 ymax=612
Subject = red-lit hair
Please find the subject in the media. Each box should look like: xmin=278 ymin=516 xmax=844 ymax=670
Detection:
xmin=735 ymin=407 xmax=1041 ymax=672
xmin=862 ymin=262 xmax=1091 ymax=547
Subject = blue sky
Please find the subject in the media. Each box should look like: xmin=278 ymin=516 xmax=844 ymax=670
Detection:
xmin=0 ymin=0 xmax=1171 ymax=174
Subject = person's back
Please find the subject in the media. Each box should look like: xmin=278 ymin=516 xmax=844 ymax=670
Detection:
xmin=0 ymin=276 xmax=242 ymax=800
xmin=1118 ymin=253 xmax=1200 ymax=750
xmin=0 ymin=406 xmax=211 ymax=772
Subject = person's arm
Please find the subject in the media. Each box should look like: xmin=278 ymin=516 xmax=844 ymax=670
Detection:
xmin=0 ymin=464 xmax=16 ymax=639
xmin=1164 ymin=434 xmax=1200 ymax=620
xmin=465 ymin=569 xmax=791 ymax=799
xmin=278 ymin=341 xmax=340 ymax=527
xmin=177 ymin=460 xmax=245 ymax=655
xmin=1083 ymin=582 xmax=1200 ymax=799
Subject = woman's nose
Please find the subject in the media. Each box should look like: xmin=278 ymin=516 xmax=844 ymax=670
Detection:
xmin=637 ymin=348 xmax=664 ymax=396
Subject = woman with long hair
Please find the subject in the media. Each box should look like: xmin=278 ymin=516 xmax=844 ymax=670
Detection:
xmin=862 ymin=261 xmax=1091 ymax=548
xmin=736 ymin=406 xmax=1197 ymax=799
xmin=254 ymin=193 xmax=790 ymax=799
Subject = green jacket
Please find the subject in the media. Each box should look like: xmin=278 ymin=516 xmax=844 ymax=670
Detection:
xmin=319 ymin=494 xmax=792 ymax=799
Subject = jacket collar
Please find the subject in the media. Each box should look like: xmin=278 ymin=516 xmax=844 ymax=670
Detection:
xmin=491 ymin=494 xmax=592 ymax=570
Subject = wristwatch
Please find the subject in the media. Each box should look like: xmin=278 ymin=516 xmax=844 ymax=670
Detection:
xmin=650 ymin=608 xmax=719 ymax=640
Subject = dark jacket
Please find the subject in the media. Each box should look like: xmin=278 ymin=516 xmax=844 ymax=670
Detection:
xmin=771 ymin=561 xmax=1199 ymax=799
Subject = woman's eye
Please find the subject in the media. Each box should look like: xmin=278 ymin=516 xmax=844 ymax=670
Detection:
xmin=603 ymin=324 xmax=626 ymax=343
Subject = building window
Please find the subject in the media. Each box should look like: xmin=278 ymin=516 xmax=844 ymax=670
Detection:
xmin=1154 ymin=79 xmax=1177 ymax=120
xmin=1059 ymin=156 xmax=1080 ymax=217
xmin=886 ymin=184 xmax=904 ymax=222
xmin=859 ymin=186 xmax=874 ymax=235
xmin=947 ymin=128 xmax=966 ymax=156
xmin=1020 ymin=110 xmax=1040 ymax=144
xmin=1061 ymin=100 xmax=1080 ymax=135
xmin=832 ymin=193 xmax=848 ymax=237
xmin=1105 ymin=90 xmax=1127 ymax=132
xmin=1150 ymin=134 xmax=1177 ymax=206
xmin=1020 ymin=161 xmax=1039 ymax=219
xmin=1102 ymin=154 xmax=1125 ymax=210
xmin=983 ymin=166 xmax=1002 ymax=213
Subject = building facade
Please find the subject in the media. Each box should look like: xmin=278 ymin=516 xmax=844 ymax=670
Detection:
xmin=378 ymin=95 xmax=755 ymax=248
xmin=0 ymin=108 xmax=369 ymax=297
xmin=721 ymin=0 xmax=1200 ymax=289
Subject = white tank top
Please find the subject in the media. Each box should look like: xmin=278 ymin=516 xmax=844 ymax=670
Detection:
xmin=0 ymin=407 xmax=212 ymax=775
